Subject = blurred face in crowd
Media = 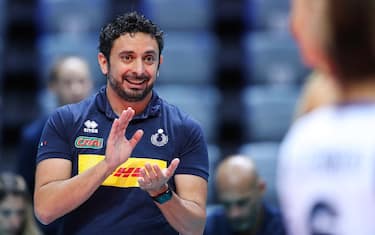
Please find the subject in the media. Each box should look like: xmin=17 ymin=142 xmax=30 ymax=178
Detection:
xmin=98 ymin=32 xmax=162 ymax=102
xmin=51 ymin=57 xmax=93 ymax=105
xmin=216 ymin=156 xmax=266 ymax=232
xmin=0 ymin=194 xmax=26 ymax=235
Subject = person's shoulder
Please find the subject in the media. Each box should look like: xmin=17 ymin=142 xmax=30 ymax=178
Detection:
xmin=284 ymin=105 xmax=335 ymax=144
xmin=204 ymin=204 xmax=229 ymax=235
xmin=262 ymin=202 xmax=287 ymax=235
xmin=22 ymin=115 xmax=50 ymax=138
xmin=52 ymin=93 xmax=96 ymax=119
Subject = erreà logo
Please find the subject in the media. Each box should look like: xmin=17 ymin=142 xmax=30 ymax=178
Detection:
xmin=75 ymin=136 xmax=103 ymax=149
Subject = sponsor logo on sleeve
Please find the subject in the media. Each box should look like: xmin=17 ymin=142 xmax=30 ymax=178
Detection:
xmin=78 ymin=155 xmax=167 ymax=188
xmin=75 ymin=136 xmax=103 ymax=149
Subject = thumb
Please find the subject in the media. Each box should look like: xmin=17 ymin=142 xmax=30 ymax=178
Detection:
xmin=166 ymin=158 xmax=180 ymax=177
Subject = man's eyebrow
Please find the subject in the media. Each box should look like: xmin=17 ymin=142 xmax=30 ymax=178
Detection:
xmin=118 ymin=50 xmax=134 ymax=56
xmin=118 ymin=50 xmax=157 ymax=56
xmin=144 ymin=50 xmax=157 ymax=55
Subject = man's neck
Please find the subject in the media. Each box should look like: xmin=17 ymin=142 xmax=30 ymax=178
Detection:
xmin=106 ymin=86 xmax=152 ymax=116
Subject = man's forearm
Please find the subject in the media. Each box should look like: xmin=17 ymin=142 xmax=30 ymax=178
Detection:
xmin=155 ymin=192 xmax=206 ymax=235
xmin=34 ymin=160 xmax=113 ymax=224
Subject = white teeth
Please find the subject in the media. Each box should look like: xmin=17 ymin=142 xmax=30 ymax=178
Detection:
xmin=126 ymin=79 xmax=145 ymax=85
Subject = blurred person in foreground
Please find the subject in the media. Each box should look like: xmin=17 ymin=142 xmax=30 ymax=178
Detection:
xmin=0 ymin=172 xmax=42 ymax=235
xmin=277 ymin=0 xmax=375 ymax=234
xmin=34 ymin=11 xmax=209 ymax=235
xmin=204 ymin=155 xmax=286 ymax=235
xmin=294 ymin=71 xmax=338 ymax=119
xmin=16 ymin=55 xmax=93 ymax=235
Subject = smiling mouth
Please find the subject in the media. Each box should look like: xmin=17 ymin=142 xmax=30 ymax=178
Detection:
xmin=125 ymin=78 xmax=147 ymax=85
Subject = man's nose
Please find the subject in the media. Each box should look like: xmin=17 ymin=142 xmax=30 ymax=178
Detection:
xmin=8 ymin=213 xmax=22 ymax=230
xmin=228 ymin=205 xmax=242 ymax=218
xmin=133 ymin=59 xmax=145 ymax=75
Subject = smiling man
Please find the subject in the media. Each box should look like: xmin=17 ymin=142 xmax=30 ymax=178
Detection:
xmin=34 ymin=12 xmax=209 ymax=235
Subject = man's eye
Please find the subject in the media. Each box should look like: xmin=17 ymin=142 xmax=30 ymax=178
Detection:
xmin=144 ymin=56 xmax=155 ymax=64
xmin=237 ymin=198 xmax=250 ymax=207
xmin=0 ymin=209 xmax=12 ymax=217
xmin=122 ymin=55 xmax=132 ymax=61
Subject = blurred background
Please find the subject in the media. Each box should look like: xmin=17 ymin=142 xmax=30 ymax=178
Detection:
xmin=0 ymin=0 xmax=311 ymax=206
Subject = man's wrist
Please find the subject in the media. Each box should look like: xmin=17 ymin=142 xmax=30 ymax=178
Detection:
xmin=151 ymin=185 xmax=173 ymax=204
xmin=149 ymin=184 xmax=169 ymax=197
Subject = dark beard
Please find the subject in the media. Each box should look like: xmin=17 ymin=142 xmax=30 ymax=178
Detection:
xmin=107 ymin=73 xmax=153 ymax=102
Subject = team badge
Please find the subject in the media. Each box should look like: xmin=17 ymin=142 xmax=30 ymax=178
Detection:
xmin=151 ymin=128 xmax=168 ymax=147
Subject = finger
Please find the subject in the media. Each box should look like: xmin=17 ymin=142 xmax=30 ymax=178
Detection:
xmin=145 ymin=163 xmax=157 ymax=180
xmin=137 ymin=177 xmax=148 ymax=189
xmin=140 ymin=168 xmax=151 ymax=184
xmin=152 ymin=164 xmax=164 ymax=180
xmin=118 ymin=108 xmax=135 ymax=133
xmin=128 ymin=129 xmax=144 ymax=148
xmin=165 ymin=158 xmax=180 ymax=178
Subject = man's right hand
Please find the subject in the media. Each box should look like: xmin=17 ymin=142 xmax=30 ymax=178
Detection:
xmin=105 ymin=107 xmax=144 ymax=173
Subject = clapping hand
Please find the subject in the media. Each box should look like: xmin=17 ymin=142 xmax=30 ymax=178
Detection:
xmin=138 ymin=158 xmax=180 ymax=196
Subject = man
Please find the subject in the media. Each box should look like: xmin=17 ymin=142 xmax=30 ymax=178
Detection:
xmin=34 ymin=12 xmax=209 ymax=235
xmin=17 ymin=55 xmax=93 ymax=195
xmin=17 ymin=55 xmax=93 ymax=235
xmin=277 ymin=0 xmax=375 ymax=234
xmin=204 ymin=155 xmax=285 ymax=235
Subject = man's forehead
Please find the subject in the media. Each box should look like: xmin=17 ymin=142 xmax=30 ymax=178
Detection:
xmin=110 ymin=35 xmax=159 ymax=58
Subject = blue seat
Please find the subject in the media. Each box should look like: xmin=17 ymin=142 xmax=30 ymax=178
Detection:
xmin=244 ymin=0 xmax=291 ymax=31
xmin=243 ymin=31 xmax=310 ymax=85
xmin=239 ymin=141 xmax=281 ymax=207
xmin=0 ymin=37 xmax=3 ymax=80
xmin=139 ymin=0 xmax=214 ymax=30
xmin=158 ymin=32 xmax=218 ymax=85
xmin=0 ymin=0 xmax=6 ymax=36
xmin=242 ymin=84 xmax=301 ymax=142
xmin=155 ymin=84 xmax=220 ymax=144
xmin=207 ymin=144 xmax=221 ymax=205
xmin=36 ymin=0 xmax=110 ymax=34
xmin=37 ymin=33 xmax=105 ymax=89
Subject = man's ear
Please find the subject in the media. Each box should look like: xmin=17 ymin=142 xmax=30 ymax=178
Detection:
xmin=159 ymin=54 xmax=163 ymax=65
xmin=98 ymin=52 xmax=108 ymax=75
xmin=258 ymin=179 xmax=267 ymax=196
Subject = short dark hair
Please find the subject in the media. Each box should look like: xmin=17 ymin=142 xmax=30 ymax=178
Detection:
xmin=327 ymin=0 xmax=375 ymax=81
xmin=99 ymin=11 xmax=164 ymax=61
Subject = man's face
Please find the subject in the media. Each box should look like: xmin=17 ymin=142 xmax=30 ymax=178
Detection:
xmin=218 ymin=188 xmax=262 ymax=232
xmin=101 ymin=32 xmax=161 ymax=102
xmin=0 ymin=195 xmax=26 ymax=235
xmin=53 ymin=58 xmax=93 ymax=105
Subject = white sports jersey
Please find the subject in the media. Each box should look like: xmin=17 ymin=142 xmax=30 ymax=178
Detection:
xmin=277 ymin=103 xmax=375 ymax=235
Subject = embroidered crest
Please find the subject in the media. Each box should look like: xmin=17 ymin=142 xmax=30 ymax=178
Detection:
xmin=151 ymin=129 xmax=168 ymax=147
xmin=84 ymin=120 xmax=98 ymax=133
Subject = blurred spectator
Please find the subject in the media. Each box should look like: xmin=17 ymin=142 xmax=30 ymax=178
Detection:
xmin=294 ymin=71 xmax=338 ymax=119
xmin=16 ymin=55 xmax=93 ymax=235
xmin=0 ymin=171 xmax=42 ymax=235
xmin=277 ymin=0 xmax=375 ymax=234
xmin=204 ymin=155 xmax=286 ymax=235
